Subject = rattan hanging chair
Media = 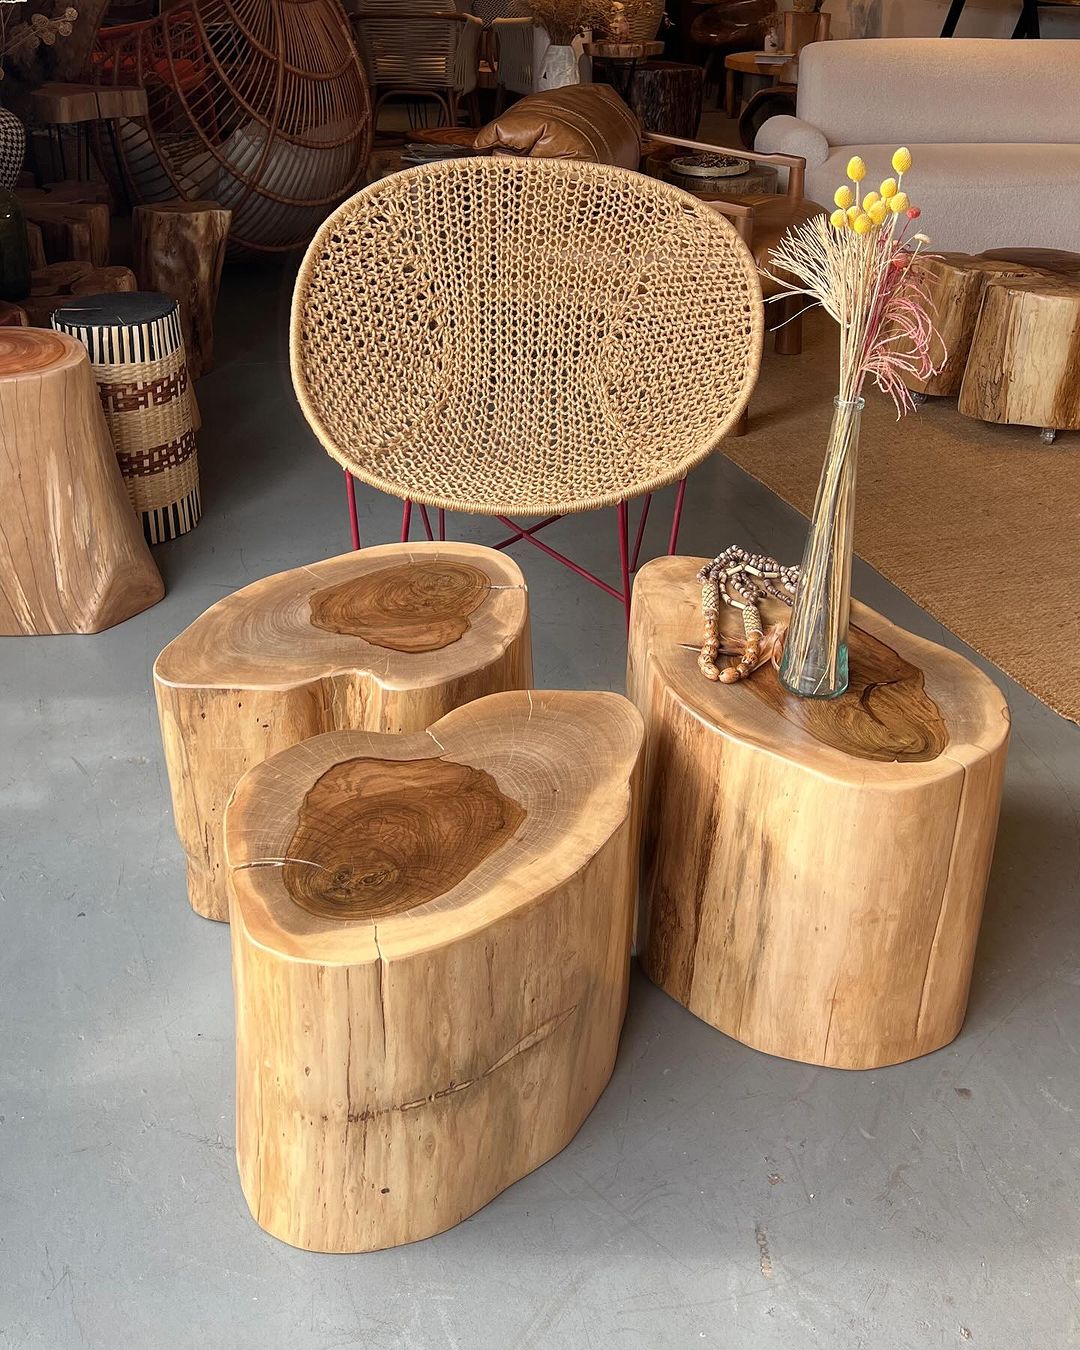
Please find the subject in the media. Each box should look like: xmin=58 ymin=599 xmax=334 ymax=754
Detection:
xmin=291 ymin=156 xmax=763 ymax=616
xmin=92 ymin=0 xmax=372 ymax=255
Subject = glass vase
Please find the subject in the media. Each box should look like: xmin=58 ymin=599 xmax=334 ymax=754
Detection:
xmin=779 ymin=395 xmax=864 ymax=699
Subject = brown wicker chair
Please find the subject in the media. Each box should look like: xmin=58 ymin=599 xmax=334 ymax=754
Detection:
xmin=351 ymin=3 xmax=484 ymax=129
xmin=91 ymin=0 xmax=372 ymax=255
xmin=291 ymin=156 xmax=762 ymax=620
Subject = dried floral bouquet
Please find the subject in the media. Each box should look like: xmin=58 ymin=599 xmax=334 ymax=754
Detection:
xmin=761 ymin=148 xmax=942 ymax=697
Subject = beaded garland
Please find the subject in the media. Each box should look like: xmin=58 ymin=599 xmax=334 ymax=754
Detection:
xmin=697 ymin=546 xmax=799 ymax=683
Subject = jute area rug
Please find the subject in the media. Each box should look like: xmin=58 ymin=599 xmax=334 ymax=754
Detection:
xmin=723 ymin=311 xmax=1080 ymax=723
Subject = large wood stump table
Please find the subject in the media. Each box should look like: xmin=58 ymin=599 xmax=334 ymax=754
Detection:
xmin=627 ymin=556 xmax=1010 ymax=1071
xmin=0 ymin=329 xmax=163 ymax=634
xmin=155 ymin=543 xmax=533 ymax=923
xmin=904 ymin=253 xmax=1042 ymax=398
xmin=132 ymin=201 xmax=232 ymax=379
xmin=224 ymin=690 xmax=643 ymax=1252
xmin=959 ymin=274 xmax=1080 ymax=442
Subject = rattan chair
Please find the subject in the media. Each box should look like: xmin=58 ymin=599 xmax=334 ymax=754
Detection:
xmin=291 ymin=157 xmax=762 ymax=619
xmin=351 ymin=3 xmax=483 ymax=129
xmin=91 ymin=0 xmax=372 ymax=255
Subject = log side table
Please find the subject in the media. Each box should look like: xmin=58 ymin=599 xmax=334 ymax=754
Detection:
xmin=0 ymin=329 xmax=163 ymax=635
xmin=225 ymin=689 xmax=643 ymax=1252
xmin=627 ymin=556 xmax=1010 ymax=1071
xmin=155 ymin=542 xmax=533 ymax=922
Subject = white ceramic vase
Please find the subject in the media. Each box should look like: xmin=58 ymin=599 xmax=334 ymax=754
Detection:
xmin=536 ymin=41 xmax=581 ymax=91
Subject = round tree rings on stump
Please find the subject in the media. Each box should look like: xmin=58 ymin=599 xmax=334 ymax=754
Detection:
xmin=154 ymin=543 xmax=533 ymax=921
xmin=627 ymin=557 xmax=1010 ymax=1070
xmin=225 ymin=691 xmax=644 ymax=1252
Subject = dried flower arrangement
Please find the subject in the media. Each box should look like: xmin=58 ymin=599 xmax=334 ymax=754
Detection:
xmin=0 ymin=1 xmax=78 ymax=80
xmin=527 ymin=0 xmax=657 ymax=43
xmin=699 ymin=149 xmax=942 ymax=697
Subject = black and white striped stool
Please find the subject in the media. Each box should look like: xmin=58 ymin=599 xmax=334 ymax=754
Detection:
xmin=53 ymin=291 xmax=201 ymax=543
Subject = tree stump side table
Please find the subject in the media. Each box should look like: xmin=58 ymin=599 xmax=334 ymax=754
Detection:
xmin=904 ymin=253 xmax=1042 ymax=398
xmin=627 ymin=556 xmax=1010 ymax=1071
xmin=0 ymin=329 xmax=163 ymax=635
xmin=132 ymin=200 xmax=232 ymax=380
xmin=959 ymin=274 xmax=1080 ymax=442
xmin=154 ymin=542 xmax=533 ymax=922
xmin=225 ymin=690 xmax=643 ymax=1252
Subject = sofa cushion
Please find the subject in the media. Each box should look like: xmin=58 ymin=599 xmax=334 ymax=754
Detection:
xmin=806 ymin=144 xmax=1080 ymax=254
xmin=798 ymin=39 xmax=1080 ymax=147
xmin=475 ymin=84 xmax=643 ymax=169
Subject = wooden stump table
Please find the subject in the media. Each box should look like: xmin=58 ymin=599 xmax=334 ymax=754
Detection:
xmin=627 ymin=556 xmax=1010 ymax=1071
xmin=132 ymin=201 xmax=232 ymax=379
xmin=225 ymin=690 xmax=643 ymax=1252
xmin=0 ymin=329 xmax=163 ymax=634
xmin=155 ymin=543 xmax=533 ymax=922
xmin=904 ymin=252 xmax=1043 ymax=398
xmin=959 ymin=274 xmax=1080 ymax=443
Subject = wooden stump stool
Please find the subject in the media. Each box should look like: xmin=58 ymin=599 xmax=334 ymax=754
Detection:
xmin=53 ymin=291 xmax=201 ymax=541
xmin=627 ymin=556 xmax=1010 ymax=1070
xmin=626 ymin=61 xmax=705 ymax=138
xmin=904 ymin=252 xmax=1042 ymax=398
xmin=155 ymin=543 xmax=533 ymax=922
xmin=959 ymin=274 xmax=1080 ymax=442
xmin=0 ymin=329 xmax=163 ymax=634
xmin=132 ymin=201 xmax=231 ymax=379
xmin=225 ymin=689 xmax=643 ymax=1252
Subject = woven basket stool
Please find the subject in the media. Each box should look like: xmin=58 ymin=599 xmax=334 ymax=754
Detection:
xmin=52 ymin=291 xmax=201 ymax=544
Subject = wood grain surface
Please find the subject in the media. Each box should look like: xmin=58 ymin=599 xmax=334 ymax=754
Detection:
xmin=627 ymin=555 xmax=1010 ymax=1070
xmin=154 ymin=543 xmax=532 ymax=921
xmin=0 ymin=329 xmax=163 ymax=635
xmin=225 ymin=690 xmax=643 ymax=1252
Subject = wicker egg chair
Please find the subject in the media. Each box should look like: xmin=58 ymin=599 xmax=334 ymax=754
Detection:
xmin=291 ymin=157 xmax=763 ymax=619
xmin=92 ymin=0 xmax=372 ymax=255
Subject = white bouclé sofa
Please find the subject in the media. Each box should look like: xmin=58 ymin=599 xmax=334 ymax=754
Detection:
xmin=755 ymin=38 xmax=1080 ymax=252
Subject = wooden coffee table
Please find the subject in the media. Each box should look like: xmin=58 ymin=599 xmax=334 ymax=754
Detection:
xmin=723 ymin=49 xmax=799 ymax=116
xmin=627 ymin=556 xmax=1010 ymax=1070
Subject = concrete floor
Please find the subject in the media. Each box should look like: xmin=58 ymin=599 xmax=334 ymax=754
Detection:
xmin=2 ymin=262 xmax=1079 ymax=1350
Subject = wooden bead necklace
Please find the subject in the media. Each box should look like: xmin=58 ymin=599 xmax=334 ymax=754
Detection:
xmin=697 ymin=546 xmax=799 ymax=683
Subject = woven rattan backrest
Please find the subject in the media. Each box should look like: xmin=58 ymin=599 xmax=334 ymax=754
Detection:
xmin=354 ymin=3 xmax=477 ymax=91
xmin=291 ymin=157 xmax=763 ymax=516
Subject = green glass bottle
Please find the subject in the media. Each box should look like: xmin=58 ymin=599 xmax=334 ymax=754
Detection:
xmin=0 ymin=188 xmax=30 ymax=302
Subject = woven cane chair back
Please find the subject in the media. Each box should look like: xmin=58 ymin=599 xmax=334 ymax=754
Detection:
xmin=353 ymin=3 xmax=482 ymax=97
xmin=291 ymin=157 xmax=763 ymax=517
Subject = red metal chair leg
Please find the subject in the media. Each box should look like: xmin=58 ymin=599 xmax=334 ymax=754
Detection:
xmin=668 ymin=478 xmax=687 ymax=555
xmin=630 ymin=493 xmax=652 ymax=572
xmin=345 ymin=470 xmax=360 ymax=550
xmin=400 ymin=499 xmax=412 ymax=542
xmin=419 ymin=505 xmax=435 ymax=540
xmin=618 ymin=500 xmax=631 ymax=628
xmin=438 ymin=508 xmax=446 ymax=541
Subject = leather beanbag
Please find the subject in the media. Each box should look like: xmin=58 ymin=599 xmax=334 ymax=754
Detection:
xmin=474 ymin=84 xmax=643 ymax=170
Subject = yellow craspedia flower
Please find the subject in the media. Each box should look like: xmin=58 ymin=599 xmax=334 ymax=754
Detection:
xmin=829 ymin=208 xmax=848 ymax=229
xmin=868 ymin=199 xmax=889 ymax=225
xmin=862 ymin=190 xmax=880 ymax=210
xmin=879 ymin=177 xmax=898 ymax=200
xmin=889 ymin=191 xmax=910 ymax=214
xmin=852 ymin=213 xmax=872 ymax=235
xmin=834 ymin=185 xmax=854 ymax=209
xmin=846 ymin=156 xmax=867 ymax=182
xmin=892 ymin=147 xmax=912 ymax=175
xmin=846 ymin=205 xmax=861 ymax=225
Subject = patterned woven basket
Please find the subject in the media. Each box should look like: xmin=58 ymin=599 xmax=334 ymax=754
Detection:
xmin=53 ymin=292 xmax=201 ymax=543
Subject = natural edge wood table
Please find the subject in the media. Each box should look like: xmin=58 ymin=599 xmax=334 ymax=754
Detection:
xmin=154 ymin=542 xmax=533 ymax=922
xmin=627 ymin=556 xmax=1010 ymax=1071
xmin=224 ymin=690 xmax=644 ymax=1252
xmin=0 ymin=328 xmax=163 ymax=635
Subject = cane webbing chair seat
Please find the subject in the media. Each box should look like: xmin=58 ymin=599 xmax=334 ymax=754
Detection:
xmin=291 ymin=157 xmax=762 ymax=518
